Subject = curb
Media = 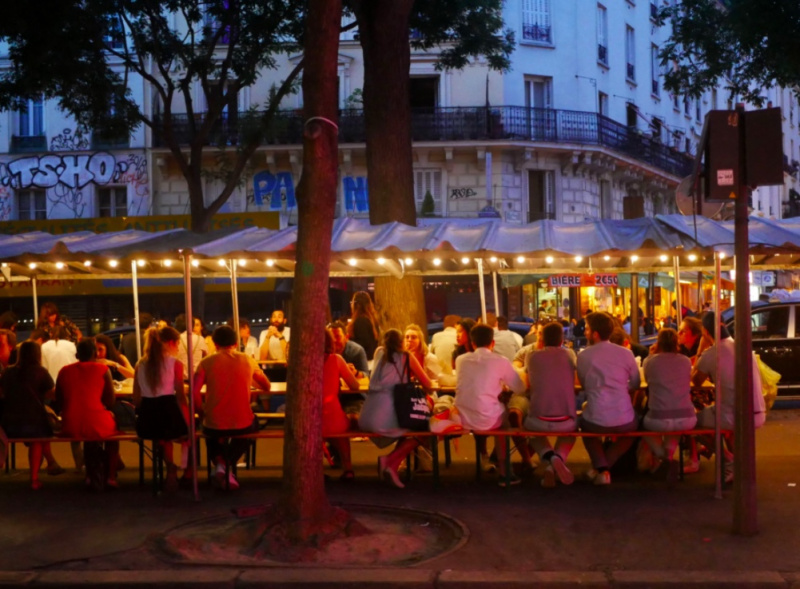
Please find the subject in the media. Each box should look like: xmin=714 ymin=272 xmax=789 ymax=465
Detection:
xmin=0 ymin=569 xmax=795 ymax=588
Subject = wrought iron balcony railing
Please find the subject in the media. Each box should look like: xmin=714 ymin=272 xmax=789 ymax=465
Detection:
xmin=153 ymin=106 xmax=694 ymax=177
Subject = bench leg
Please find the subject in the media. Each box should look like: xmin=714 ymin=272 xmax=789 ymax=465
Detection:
xmin=10 ymin=442 xmax=15 ymax=471
xmin=431 ymin=438 xmax=440 ymax=488
xmin=679 ymin=436 xmax=685 ymax=482
xmin=444 ymin=436 xmax=452 ymax=468
xmin=139 ymin=442 xmax=145 ymax=487
xmin=475 ymin=438 xmax=482 ymax=482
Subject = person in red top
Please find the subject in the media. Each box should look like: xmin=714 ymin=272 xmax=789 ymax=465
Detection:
xmin=193 ymin=325 xmax=271 ymax=490
xmin=321 ymin=328 xmax=361 ymax=481
xmin=55 ymin=338 xmax=119 ymax=491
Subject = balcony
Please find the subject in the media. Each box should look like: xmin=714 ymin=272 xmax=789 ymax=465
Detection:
xmin=522 ymin=24 xmax=552 ymax=44
xmin=598 ymin=44 xmax=608 ymax=65
xmin=10 ymin=135 xmax=46 ymax=154
xmin=154 ymin=106 xmax=694 ymax=178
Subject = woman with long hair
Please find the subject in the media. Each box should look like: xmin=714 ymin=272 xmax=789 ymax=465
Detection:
xmin=347 ymin=291 xmax=380 ymax=361
xmin=403 ymin=323 xmax=442 ymax=381
xmin=451 ymin=317 xmax=477 ymax=368
xmin=359 ymin=329 xmax=432 ymax=488
xmin=322 ymin=328 xmax=361 ymax=480
xmin=0 ymin=341 xmax=65 ymax=489
xmin=95 ymin=334 xmax=134 ymax=380
xmin=36 ymin=302 xmax=82 ymax=342
xmin=132 ymin=326 xmax=187 ymax=491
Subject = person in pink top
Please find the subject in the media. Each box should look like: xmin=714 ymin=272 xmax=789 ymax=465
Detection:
xmin=321 ymin=328 xmax=361 ymax=481
xmin=55 ymin=338 xmax=119 ymax=491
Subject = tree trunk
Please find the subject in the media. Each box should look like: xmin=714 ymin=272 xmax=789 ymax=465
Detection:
xmin=279 ymin=0 xmax=342 ymax=541
xmin=355 ymin=0 xmax=427 ymax=332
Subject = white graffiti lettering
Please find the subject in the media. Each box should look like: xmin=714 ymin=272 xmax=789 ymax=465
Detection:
xmin=2 ymin=152 xmax=119 ymax=190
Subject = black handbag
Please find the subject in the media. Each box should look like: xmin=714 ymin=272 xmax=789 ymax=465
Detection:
xmin=392 ymin=353 xmax=431 ymax=431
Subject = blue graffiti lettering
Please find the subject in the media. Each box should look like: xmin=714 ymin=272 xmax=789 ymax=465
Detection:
xmin=343 ymin=176 xmax=369 ymax=213
xmin=253 ymin=171 xmax=296 ymax=210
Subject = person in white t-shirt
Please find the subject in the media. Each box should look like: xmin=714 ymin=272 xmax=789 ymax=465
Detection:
xmin=429 ymin=315 xmax=459 ymax=375
xmin=258 ymin=309 xmax=290 ymax=362
xmin=455 ymin=324 xmax=526 ymax=486
xmin=41 ymin=326 xmax=77 ymax=382
xmin=174 ymin=314 xmax=208 ymax=377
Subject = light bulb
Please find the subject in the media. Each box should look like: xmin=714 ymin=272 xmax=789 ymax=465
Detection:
xmin=109 ymin=260 xmax=119 ymax=268
xmin=376 ymin=257 xmax=386 ymax=265
xmin=404 ymin=257 xmax=413 ymax=266
xmin=575 ymin=256 xmax=583 ymax=263
xmin=163 ymin=260 xmax=172 ymax=267
xmin=461 ymin=257 xmax=470 ymax=265
xmin=28 ymin=262 xmax=37 ymax=270
xmin=348 ymin=258 xmax=357 ymax=266
xmin=266 ymin=259 xmax=275 ymax=267
xmin=432 ymin=258 xmax=442 ymax=266
xmin=545 ymin=256 xmax=554 ymax=264
xmin=83 ymin=260 xmax=92 ymax=267
xmin=516 ymin=256 xmax=524 ymax=263
xmin=136 ymin=259 xmax=145 ymax=267
xmin=490 ymin=256 xmax=498 ymax=263
xmin=191 ymin=259 xmax=199 ymax=267
xmin=55 ymin=262 xmax=65 ymax=269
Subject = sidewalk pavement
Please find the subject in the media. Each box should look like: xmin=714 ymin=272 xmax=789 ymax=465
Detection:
xmin=2 ymin=410 xmax=800 ymax=587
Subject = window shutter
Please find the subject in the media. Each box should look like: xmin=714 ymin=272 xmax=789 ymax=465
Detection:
xmin=623 ymin=196 xmax=645 ymax=219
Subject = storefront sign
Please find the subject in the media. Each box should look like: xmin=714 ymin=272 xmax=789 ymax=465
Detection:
xmin=548 ymin=273 xmax=618 ymax=288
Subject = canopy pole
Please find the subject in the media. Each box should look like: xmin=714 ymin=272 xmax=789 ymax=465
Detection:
xmin=131 ymin=261 xmax=142 ymax=361
xmin=182 ymin=253 xmax=200 ymax=502
xmin=492 ymin=271 xmax=501 ymax=317
xmin=32 ymin=277 xmax=38 ymax=326
xmin=673 ymin=256 xmax=682 ymax=323
xmin=230 ymin=260 xmax=241 ymax=352
xmin=476 ymin=258 xmax=487 ymax=324
xmin=714 ymin=251 xmax=723 ymax=500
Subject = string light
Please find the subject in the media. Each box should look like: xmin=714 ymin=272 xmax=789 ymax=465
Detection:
xmin=238 ymin=259 xmax=246 ymax=267
xmin=545 ymin=256 xmax=554 ymax=264
xmin=376 ymin=257 xmax=386 ymax=265
xmin=603 ymin=255 xmax=610 ymax=261
xmin=461 ymin=257 xmax=470 ymax=265
xmin=348 ymin=258 xmax=357 ymax=267
xmin=631 ymin=255 xmax=639 ymax=263
xmin=28 ymin=262 xmax=37 ymax=270
xmin=55 ymin=262 xmax=65 ymax=269
xmin=574 ymin=256 xmax=583 ymax=263
xmin=490 ymin=256 xmax=498 ymax=263
xmin=516 ymin=256 xmax=524 ymax=263
xmin=404 ymin=257 xmax=413 ymax=266
xmin=191 ymin=259 xmax=199 ymax=267
xmin=218 ymin=259 xmax=226 ymax=267
xmin=659 ymin=254 xmax=668 ymax=262
xmin=687 ymin=253 xmax=698 ymax=262
xmin=432 ymin=258 xmax=442 ymax=266
xmin=266 ymin=259 xmax=275 ymax=267
xmin=136 ymin=259 xmax=145 ymax=267
xmin=163 ymin=260 xmax=172 ymax=268
xmin=84 ymin=260 xmax=92 ymax=267
xmin=109 ymin=260 xmax=119 ymax=268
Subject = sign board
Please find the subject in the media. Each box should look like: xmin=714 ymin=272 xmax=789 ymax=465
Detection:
xmin=548 ymin=274 xmax=618 ymax=288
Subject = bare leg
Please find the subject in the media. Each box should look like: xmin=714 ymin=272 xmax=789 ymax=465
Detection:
xmin=330 ymin=439 xmax=352 ymax=472
xmin=29 ymin=443 xmax=44 ymax=489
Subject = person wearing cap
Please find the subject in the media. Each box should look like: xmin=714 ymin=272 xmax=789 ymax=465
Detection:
xmin=690 ymin=312 xmax=766 ymax=483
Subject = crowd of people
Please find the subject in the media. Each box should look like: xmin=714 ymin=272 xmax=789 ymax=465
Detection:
xmin=0 ymin=290 xmax=766 ymax=493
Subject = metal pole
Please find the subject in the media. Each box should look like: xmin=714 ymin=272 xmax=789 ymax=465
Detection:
xmin=230 ymin=260 xmax=241 ymax=351
xmin=476 ymin=259 xmax=487 ymax=323
xmin=492 ymin=271 xmax=501 ymax=317
xmin=630 ymin=272 xmax=639 ymax=344
xmin=32 ymin=277 xmax=38 ymax=326
xmin=733 ymin=109 xmax=756 ymax=535
xmin=182 ymin=253 xmax=200 ymax=501
xmin=714 ymin=251 xmax=723 ymax=500
xmin=131 ymin=261 xmax=142 ymax=362
xmin=673 ymin=256 xmax=682 ymax=323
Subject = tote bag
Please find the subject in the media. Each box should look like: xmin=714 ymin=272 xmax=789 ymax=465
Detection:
xmin=392 ymin=353 xmax=431 ymax=431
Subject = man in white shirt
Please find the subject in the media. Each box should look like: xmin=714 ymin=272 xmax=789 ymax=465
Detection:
xmin=577 ymin=312 xmax=641 ymax=486
xmin=492 ymin=315 xmax=522 ymax=361
xmin=259 ymin=309 xmax=290 ymax=362
xmin=175 ymin=314 xmax=208 ymax=377
xmin=455 ymin=324 xmax=526 ymax=486
xmin=430 ymin=314 xmax=459 ymax=375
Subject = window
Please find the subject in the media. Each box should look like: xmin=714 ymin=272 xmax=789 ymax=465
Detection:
xmin=597 ymin=5 xmax=608 ymax=65
xmin=413 ymin=169 xmax=443 ymax=216
xmin=626 ymin=102 xmax=638 ymax=128
xmin=17 ymin=95 xmax=44 ymax=137
xmin=528 ymin=170 xmax=555 ymax=221
xmin=525 ymin=76 xmax=553 ymax=110
xmin=625 ymin=26 xmax=635 ymax=82
xmin=672 ymin=94 xmax=680 ymax=111
xmin=751 ymin=307 xmax=789 ymax=339
xmin=685 ymin=137 xmax=692 ymax=153
xmin=17 ymin=189 xmax=46 ymax=221
xmin=409 ymin=77 xmax=439 ymax=110
xmin=103 ymin=16 xmax=125 ymax=51
xmin=598 ymin=91 xmax=609 ymax=116
xmin=204 ymin=0 xmax=234 ymax=44
xmin=97 ymin=187 xmax=127 ymax=218
xmin=695 ymin=97 xmax=701 ymax=122
xmin=684 ymin=95 xmax=691 ymax=117
xmin=522 ymin=0 xmax=552 ymax=44
xmin=599 ymin=179 xmax=612 ymax=218
xmin=651 ymin=117 xmax=662 ymax=141
xmin=712 ymin=89 xmax=718 ymax=110
xmin=623 ymin=195 xmax=645 ymax=219
xmin=650 ymin=44 xmax=659 ymax=95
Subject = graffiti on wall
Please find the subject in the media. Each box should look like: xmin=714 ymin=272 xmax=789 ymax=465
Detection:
xmin=0 ymin=151 xmax=150 ymax=220
xmin=343 ymin=176 xmax=369 ymax=213
xmin=253 ymin=171 xmax=296 ymax=210
xmin=450 ymin=187 xmax=476 ymax=199
xmin=49 ymin=128 xmax=90 ymax=151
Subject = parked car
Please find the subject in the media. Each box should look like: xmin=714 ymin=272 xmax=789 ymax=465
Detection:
xmin=722 ymin=300 xmax=799 ymax=399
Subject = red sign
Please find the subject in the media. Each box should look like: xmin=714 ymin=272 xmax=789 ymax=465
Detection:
xmin=548 ymin=274 xmax=618 ymax=288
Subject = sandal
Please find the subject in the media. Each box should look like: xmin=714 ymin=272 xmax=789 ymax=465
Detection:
xmin=340 ymin=470 xmax=355 ymax=482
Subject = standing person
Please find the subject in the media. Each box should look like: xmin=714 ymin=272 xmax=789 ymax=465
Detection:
xmin=404 ymin=324 xmax=442 ymax=381
xmin=258 ymin=309 xmax=290 ymax=362
xmin=347 ymin=291 xmax=380 ymax=362
xmin=321 ymin=328 xmax=361 ymax=481
xmin=56 ymin=338 xmax=120 ymax=491
xmin=132 ymin=327 xmax=187 ymax=491
xmin=95 ymin=334 xmax=135 ymax=380
xmin=174 ymin=314 xmax=208 ymax=377
xmin=524 ymin=321 xmax=578 ymax=488
xmin=36 ymin=302 xmax=82 ymax=342
xmin=193 ymin=325 xmax=271 ymax=490
xmin=455 ymin=324 xmax=527 ymax=486
xmin=430 ymin=315 xmax=459 ymax=375
xmin=0 ymin=341 xmax=65 ymax=489
xmin=691 ymin=312 xmax=766 ymax=483
xmin=359 ymin=329 xmax=433 ymax=489
xmin=576 ymin=312 xmax=641 ymax=486
xmin=41 ymin=326 xmax=77 ymax=382
xmin=122 ymin=312 xmax=153 ymax=366
xmin=642 ymin=328 xmax=696 ymax=483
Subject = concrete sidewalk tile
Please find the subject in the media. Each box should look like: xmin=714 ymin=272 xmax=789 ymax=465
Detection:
xmin=612 ymin=570 xmax=788 ymax=588
xmin=237 ymin=568 xmax=436 ymax=588
xmin=31 ymin=570 xmax=238 ymax=588
xmin=0 ymin=572 xmax=34 ymax=586
xmin=437 ymin=570 xmax=610 ymax=588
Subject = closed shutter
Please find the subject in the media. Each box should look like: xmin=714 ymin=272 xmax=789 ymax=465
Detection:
xmin=523 ymin=0 xmax=551 ymax=27
xmin=623 ymin=196 xmax=645 ymax=219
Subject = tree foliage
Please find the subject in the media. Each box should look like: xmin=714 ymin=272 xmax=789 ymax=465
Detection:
xmin=658 ymin=0 xmax=800 ymax=105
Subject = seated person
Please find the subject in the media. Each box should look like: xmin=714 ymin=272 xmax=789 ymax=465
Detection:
xmin=41 ymin=325 xmax=77 ymax=382
xmin=193 ymin=325 xmax=271 ymax=490
xmin=430 ymin=315 xmax=459 ymax=376
xmin=492 ymin=316 xmax=521 ymax=361
xmin=321 ymin=328 xmax=361 ymax=480
xmin=228 ymin=317 xmax=258 ymax=359
xmin=577 ymin=312 xmax=641 ymax=486
xmin=329 ymin=321 xmax=369 ymax=419
xmin=95 ymin=334 xmax=135 ymax=380
xmin=677 ymin=316 xmax=704 ymax=364
xmin=609 ymin=327 xmax=649 ymax=363
xmin=56 ymin=338 xmax=120 ymax=491
xmin=404 ymin=323 xmax=443 ymax=381
xmin=641 ymin=328 xmax=696 ymax=482
xmin=524 ymin=321 xmax=577 ymax=488
xmin=455 ymin=324 xmax=527 ymax=486
xmin=174 ymin=314 xmax=208 ymax=377
xmin=259 ymin=310 xmax=290 ymax=362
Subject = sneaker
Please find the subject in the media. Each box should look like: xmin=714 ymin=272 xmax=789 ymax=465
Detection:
xmin=227 ymin=473 xmax=240 ymax=491
xmin=384 ymin=466 xmax=405 ymax=489
xmin=550 ymin=455 xmax=574 ymax=486
xmin=541 ymin=465 xmax=556 ymax=488
xmin=683 ymin=459 xmax=700 ymax=474
xmin=593 ymin=470 xmax=611 ymax=486
xmin=497 ymin=475 xmax=522 ymax=488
